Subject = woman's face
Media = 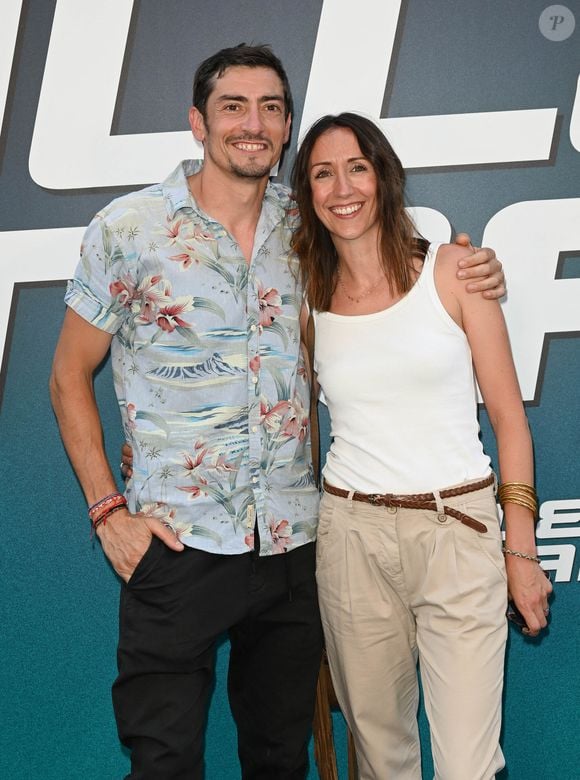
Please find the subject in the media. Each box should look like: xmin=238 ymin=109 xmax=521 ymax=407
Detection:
xmin=308 ymin=126 xmax=378 ymax=246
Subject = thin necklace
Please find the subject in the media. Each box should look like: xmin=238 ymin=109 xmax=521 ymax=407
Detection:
xmin=337 ymin=267 xmax=386 ymax=304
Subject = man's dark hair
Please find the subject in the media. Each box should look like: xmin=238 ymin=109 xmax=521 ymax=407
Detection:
xmin=193 ymin=43 xmax=293 ymax=120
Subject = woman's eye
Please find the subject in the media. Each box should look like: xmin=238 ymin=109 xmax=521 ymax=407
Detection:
xmin=352 ymin=163 xmax=367 ymax=172
xmin=313 ymin=169 xmax=331 ymax=179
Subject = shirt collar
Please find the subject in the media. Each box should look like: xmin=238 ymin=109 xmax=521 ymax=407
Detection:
xmin=162 ymin=159 xmax=202 ymax=220
xmin=162 ymin=160 xmax=293 ymax=226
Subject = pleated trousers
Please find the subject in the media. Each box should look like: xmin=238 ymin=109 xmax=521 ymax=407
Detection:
xmin=316 ymin=483 xmax=507 ymax=780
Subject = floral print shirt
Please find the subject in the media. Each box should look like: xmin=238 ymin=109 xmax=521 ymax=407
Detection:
xmin=65 ymin=160 xmax=319 ymax=556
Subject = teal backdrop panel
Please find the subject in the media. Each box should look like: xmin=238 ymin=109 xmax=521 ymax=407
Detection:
xmin=0 ymin=284 xmax=348 ymax=779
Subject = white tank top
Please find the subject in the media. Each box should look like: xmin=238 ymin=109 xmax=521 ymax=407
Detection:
xmin=314 ymin=242 xmax=491 ymax=494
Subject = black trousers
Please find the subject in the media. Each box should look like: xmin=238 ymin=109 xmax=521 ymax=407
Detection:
xmin=112 ymin=539 xmax=323 ymax=779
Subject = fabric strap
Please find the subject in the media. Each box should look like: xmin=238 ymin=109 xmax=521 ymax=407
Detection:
xmin=306 ymin=311 xmax=320 ymax=487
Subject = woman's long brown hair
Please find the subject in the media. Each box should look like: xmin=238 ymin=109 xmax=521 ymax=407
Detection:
xmin=291 ymin=112 xmax=428 ymax=312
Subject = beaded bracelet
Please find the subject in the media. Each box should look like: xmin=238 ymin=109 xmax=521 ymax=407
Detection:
xmin=88 ymin=492 xmax=122 ymax=514
xmin=92 ymin=502 xmax=127 ymax=532
xmin=89 ymin=492 xmax=127 ymax=527
xmin=502 ymin=545 xmax=541 ymax=564
xmin=89 ymin=492 xmax=126 ymax=521
xmin=498 ymin=482 xmax=538 ymax=516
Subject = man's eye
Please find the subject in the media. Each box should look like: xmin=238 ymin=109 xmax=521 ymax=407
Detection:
xmin=224 ymin=104 xmax=240 ymax=111
xmin=264 ymin=103 xmax=282 ymax=114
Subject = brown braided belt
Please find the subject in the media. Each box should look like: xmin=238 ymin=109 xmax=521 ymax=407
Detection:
xmin=322 ymin=473 xmax=495 ymax=534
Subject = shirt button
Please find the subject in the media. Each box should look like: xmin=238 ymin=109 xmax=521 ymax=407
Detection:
xmin=252 ymin=376 xmax=258 ymax=384
xmin=252 ymin=476 xmax=259 ymax=483
xmin=250 ymin=324 xmax=257 ymax=332
xmin=252 ymin=426 xmax=258 ymax=433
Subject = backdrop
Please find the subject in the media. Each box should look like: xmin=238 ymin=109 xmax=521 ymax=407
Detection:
xmin=1 ymin=1 xmax=578 ymax=778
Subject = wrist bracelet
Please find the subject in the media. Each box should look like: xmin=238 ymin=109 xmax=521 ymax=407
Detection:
xmin=93 ymin=502 xmax=127 ymax=528
xmin=498 ymin=482 xmax=538 ymax=516
xmin=89 ymin=492 xmax=127 ymax=523
xmin=88 ymin=492 xmax=122 ymax=514
xmin=502 ymin=545 xmax=541 ymax=564
xmin=92 ymin=503 xmax=127 ymax=535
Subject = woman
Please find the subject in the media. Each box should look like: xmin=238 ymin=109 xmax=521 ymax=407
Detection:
xmin=291 ymin=113 xmax=551 ymax=779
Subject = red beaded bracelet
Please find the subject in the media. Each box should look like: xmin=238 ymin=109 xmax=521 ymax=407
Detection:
xmin=89 ymin=492 xmax=127 ymax=525
xmin=88 ymin=492 xmax=121 ymax=514
xmin=92 ymin=502 xmax=127 ymax=532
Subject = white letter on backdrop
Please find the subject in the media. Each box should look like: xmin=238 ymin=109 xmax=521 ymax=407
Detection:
xmin=29 ymin=0 xmax=200 ymax=189
xmin=482 ymin=199 xmax=580 ymax=401
xmin=0 ymin=0 xmax=23 ymax=133
xmin=301 ymin=0 xmax=557 ymax=167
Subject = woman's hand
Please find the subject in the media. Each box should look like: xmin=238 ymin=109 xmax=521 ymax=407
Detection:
xmin=506 ymin=556 xmax=553 ymax=636
xmin=120 ymin=441 xmax=133 ymax=479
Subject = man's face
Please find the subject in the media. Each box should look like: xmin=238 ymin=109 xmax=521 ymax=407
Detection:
xmin=189 ymin=66 xmax=291 ymax=181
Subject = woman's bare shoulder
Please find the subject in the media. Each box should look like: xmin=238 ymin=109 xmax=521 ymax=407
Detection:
xmin=434 ymin=242 xmax=466 ymax=266
xmin=433 ymin=243 xmax=469 ymax=291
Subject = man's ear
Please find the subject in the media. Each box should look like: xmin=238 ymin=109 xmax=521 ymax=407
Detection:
xmin=189 ymin=106 xmax=206 ymax=143
xmin=283 ymin=113 xmax=292 ymax=145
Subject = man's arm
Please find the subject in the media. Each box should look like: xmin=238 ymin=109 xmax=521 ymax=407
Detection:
xmin=50 ymin=309 xmax=117 ymax=504
xmin=50 ymin=308 xmax=183 ymax=582
xmin=453 ymin=233 xmax=505 ymax=298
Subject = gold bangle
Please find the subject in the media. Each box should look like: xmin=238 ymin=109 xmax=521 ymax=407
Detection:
xmin=498 ymin=482 xmax=538 ymax=516
xmin=502 ymin=545 xmax=541 ymax=564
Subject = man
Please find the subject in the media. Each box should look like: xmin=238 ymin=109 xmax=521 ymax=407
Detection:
xmin=50 ymin=44 xmax=505 ymax=779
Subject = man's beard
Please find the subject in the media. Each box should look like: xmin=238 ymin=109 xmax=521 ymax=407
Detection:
xmin=226 ymin=133 xmax=274 ymax=179
xmin=229 ymin=159 xmax=273 ymax=179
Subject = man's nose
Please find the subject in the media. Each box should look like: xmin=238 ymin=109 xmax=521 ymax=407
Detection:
xmin=241 ymin=104 xmax=265 ymax=135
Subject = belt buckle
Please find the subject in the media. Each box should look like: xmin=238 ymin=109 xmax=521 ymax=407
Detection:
xmin=368 ymin=493 xmax=386 ymax=506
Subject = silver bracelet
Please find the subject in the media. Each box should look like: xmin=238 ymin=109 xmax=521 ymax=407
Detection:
xmin=502 ymin=545 xmax=541 ymax=564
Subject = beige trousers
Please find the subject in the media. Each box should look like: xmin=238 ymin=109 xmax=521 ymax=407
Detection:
xmin=316 ymin=482 xmax=508 ymax=780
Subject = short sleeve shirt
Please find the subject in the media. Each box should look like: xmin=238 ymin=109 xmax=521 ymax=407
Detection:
xmin=65 ymin=160 xmax=319 ymax=556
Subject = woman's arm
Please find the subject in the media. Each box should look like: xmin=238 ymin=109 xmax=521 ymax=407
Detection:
xmin=435 ymin=244 xmax=552 ymax=635
xmin=299 ymin=301 xmax=320 ymax=399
